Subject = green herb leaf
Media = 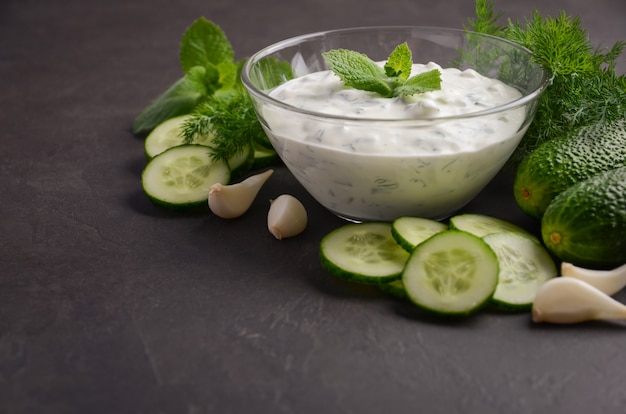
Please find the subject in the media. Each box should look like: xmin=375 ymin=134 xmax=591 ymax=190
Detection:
xmin=182 ymin=91 xmax=270 ymax=162
xmin=323 ymin=44 xmax=441 ymax=98
xmin=135 ymin=17 xmax=283 ymax=177
xmin=385 ymin=42 xmax=412 ymax=80
xmin=506 ymin=11 xmax=599 ymax=77
xmin=467 ymin=0 xmax=626 ymax=165
xmin=215 ymin=60 xmax=239 ymax=92
xmin=179 ymin=17 xmax=234 ymax=73
xmin=188 ymin=64 xmax=219 ymax=94
xmin=133 ymin=66 xmax=212 ymax=135
xmin=393 ymin=69 xmax=442 ymax=97
xmin=465 ymin=0 xmax=505 ymax=36
xmin=322 ymin=49 xmax=392 ymax=97
xmin=134 ymin=20 xmax=239 ymax=136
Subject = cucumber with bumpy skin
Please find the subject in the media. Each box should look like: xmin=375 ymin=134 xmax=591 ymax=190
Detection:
xmin=541 ymin=166 xmax=626 ymax=268
xmin=320 ymin=222 xmax=409 ymax=285
xmin=513 ymin=120 xmax=626 ymax=219
xmin=402 ymin=230 xmax=499 ymax=316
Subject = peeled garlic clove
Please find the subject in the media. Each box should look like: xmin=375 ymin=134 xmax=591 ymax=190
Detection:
xmin=267 ymin=194 xmax=307 ymax=239
xmin=561 ymin=262 xmax=626 ymax=296
xmin=208 ymin=169 xmax=273 ymax=219
xmin=532 ymin=277 xmax=626 ymax=324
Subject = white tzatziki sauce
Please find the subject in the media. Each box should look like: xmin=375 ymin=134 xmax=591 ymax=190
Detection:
xmin=262 ymin=61 xmax=528 ymax=221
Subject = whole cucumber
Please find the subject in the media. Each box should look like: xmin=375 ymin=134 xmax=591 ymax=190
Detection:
xmin=514 ymin=120 xmax=626 ymax=219
xmin=541 ymin=166 xmax=626 ymax=269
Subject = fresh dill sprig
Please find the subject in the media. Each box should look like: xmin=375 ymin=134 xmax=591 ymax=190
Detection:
xmin=181 ymin=91 xmax=271 ymax=163
xmin=505 ymin=11 xmax=600 ymax=79
xmin=468 ymin=0 xmax=626 ymax=164
xmin=465 ymin=0 xmax=505 ymax=36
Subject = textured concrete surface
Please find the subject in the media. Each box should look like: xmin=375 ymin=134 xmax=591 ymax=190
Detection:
xmin=1 ymin=0 xmax=626 ymax=413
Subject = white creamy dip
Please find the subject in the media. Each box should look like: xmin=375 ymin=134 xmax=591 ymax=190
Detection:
xmin=261 ymin=62 xmax=529 ymax=221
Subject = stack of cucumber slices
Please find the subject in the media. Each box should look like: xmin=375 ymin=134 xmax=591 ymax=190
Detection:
xmin=141 ymin=115 xmax=278 ymax=209
xmin=320 ymin=213 xmax=557 ymax=317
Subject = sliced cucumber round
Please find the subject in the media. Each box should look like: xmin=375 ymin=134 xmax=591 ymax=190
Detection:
xmin=142 ymin=144 xmax=230 ymax=209
xmin=378 ymin=279 xmax=408 ymax=299
xmin=144 ymin=115 xmax=206 ymax=159
xmin=483 ymin=232 xmax=557 ymax=311
xmin=227 ymin=144 xmax=254 ymax=179
xmin=320 ymin=222 xmax=409 ymax=285
xmin=144 ymin=116 xmax=253 ymax=179
xmin=449 ymin=213 xmax=538 ymax=243
xmin=251 ymin=144 xmax=280 ymax=170
xmin=402 ymin=230 xmax=499 ymax=317
xmin=391 ymin=216 xmax=448 ymax=252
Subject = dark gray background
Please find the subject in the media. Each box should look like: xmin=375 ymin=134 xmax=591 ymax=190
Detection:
xmin=2 ymin=0 xmax=626 ymax=413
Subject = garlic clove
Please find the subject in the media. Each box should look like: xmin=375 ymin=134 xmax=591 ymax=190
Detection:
xmin=532 ymin=277 xmax=626 ymax=324
xmin=208 ymin=169 xmax=273 ymax=219
xmin=267 ymin=194 xmax=307 ymax=239
xmin=561 ymin=262 xmax=626 ymax=296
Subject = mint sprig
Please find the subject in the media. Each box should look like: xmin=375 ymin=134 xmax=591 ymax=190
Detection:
xmin=322 ymin=42 xmax=441 ymax=98
xmin=179 ymin=18 xmax=234 ymax=73
xmin=133 ymin=18 xmax=237 ymax=135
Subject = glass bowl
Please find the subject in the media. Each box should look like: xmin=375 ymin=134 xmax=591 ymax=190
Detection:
xmin=242 ymin=26 xmax=548 ymax=222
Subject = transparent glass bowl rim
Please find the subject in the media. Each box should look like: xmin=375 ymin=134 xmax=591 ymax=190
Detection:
xmin=241 ymin=25 xmax=549 ymax=124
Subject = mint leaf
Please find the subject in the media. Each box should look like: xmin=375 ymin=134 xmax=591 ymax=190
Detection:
xmin=133 ymin=75 xmax=204 ymax=135
xmin=393 ymin=69 xmax=442 ymax=97
xmin=322 ymin=49 xmax=392 ymax=97
xmin=134 ymin=18 xmax=239 ymax=135
xmin=385 ymin=42 xmax=412 ymax=80
xmin=215 ymin=60 xmax=239 ymax=91
xmin=187 ymin=65 xmax=219 ymax=95
xmin=323 ymin=43 xmax=442 ymax=98
xmin=180 ymin=17 xmax=234 ymax=73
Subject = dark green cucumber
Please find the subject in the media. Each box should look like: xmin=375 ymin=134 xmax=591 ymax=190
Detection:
xmin=514 ymin=120 xmax=626 ymax=219
xmin=541 ymin=166 xmax=626 ymax=269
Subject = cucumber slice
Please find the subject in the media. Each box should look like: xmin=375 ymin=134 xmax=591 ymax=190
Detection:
xmin=144 ymin=116 xmax=252 ymax=180
xmin=228 ymin=144 xmax=254 ymax=179
xmin=320 ymin=222 xmax=410 ymax=285
xmin=144 ymin=115 xmax=212 ymax=159
xmin=449 ymin=213 xmax=538 ymax=243
xmin=378 ymin=279 xmax=408 ymax=299
xmin=142 ymin=144 xmax=230 ymax=209
xmin=483 ymin=232 xmax=557 ymax=311
xmin=402 ymin=230 xmax=499 ymax=316
xmin=391 ymin=216 xmax=448 ymax=252
xmin=251 ymin=144 xmax=280 ymax=170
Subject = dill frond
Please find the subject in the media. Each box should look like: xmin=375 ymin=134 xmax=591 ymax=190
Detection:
xmin=467 ymin=0 xmax=626 ymax=165
xmin=181 ymin=114 xmax=212 ymax=145
xmin=465 ymin=0 xmax=505 ymax=36
xmin=181 ymin=91 xmax=270 ymax=163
